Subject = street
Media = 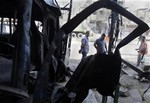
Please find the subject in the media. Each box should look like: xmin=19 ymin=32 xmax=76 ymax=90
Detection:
xmin=70 ymin=37 xmax=150 ymax=63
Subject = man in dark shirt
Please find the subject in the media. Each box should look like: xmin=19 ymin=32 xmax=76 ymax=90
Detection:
xmin=94 ymin=33 xmax=107 ymax=54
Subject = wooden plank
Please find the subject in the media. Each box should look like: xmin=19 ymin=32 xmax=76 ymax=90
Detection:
xmin=122 ymin=59 xmax=143 ymax=75
xmin=122 ymin=59 xmax=150 ymax=81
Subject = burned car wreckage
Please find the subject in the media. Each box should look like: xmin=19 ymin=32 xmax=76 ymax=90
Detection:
xmin=0 ymin=0 xmax=149 ymax=103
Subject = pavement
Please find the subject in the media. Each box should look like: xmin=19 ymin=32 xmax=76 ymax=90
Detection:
xmin=68 ymin=58 xmax=150 ymax=103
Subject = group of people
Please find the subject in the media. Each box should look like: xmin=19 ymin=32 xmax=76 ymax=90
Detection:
xmin=79 ymin=31 xmax=107 ymax=59
xmin=79 ymin=31 xmax=148 ymax=67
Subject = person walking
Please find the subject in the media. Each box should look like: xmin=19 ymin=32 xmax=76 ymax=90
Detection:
xmin=136 ymin=36 xmax=148 ymax=66
xmin=80 ymin=31 xmax=90 ymax=59
xmin=94 ymin=33 xmax=107 ymax=54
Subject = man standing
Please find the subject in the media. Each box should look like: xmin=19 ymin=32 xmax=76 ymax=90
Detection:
xmin=94 ymin=33 xmax=107 ymax=54
xmin=80 ymin=31 xmax=90 ymax=59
